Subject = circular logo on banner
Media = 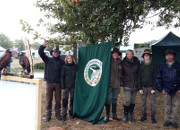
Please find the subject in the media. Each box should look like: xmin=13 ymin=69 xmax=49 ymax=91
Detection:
xmin=84 ymin=59 xmax=102 ymax=87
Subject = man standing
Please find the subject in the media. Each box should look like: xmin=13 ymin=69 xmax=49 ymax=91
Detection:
xmin=38 ymin=40 xmax=65 ymax=122
xmin=104 ymin=48 xmax=122 ymax=123
xmin=138 ymin=49 xmax=157 ymax=124
xmin=157 ymin=49 xmax=180 ymax=129
xmin=122 ymin=49 xmax=140 ymax=122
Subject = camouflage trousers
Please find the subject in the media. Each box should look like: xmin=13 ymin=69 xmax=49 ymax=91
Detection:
xmin=163 ymin=93 xmax=180 ymax=123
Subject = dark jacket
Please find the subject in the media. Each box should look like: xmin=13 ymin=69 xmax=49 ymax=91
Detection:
xmin=138 ymin=61 xmax=157 ymax=90
xmin=122 ymin=56 xmax=140 ymax=90
xmin=156 ymin=61 xmax=180 ymax=96
xmin=61 ymin=63 xmax=77 ymax=89
xmin=38 ymin=45 xmax=64 ymax=83
xmin=109 ymin=58 xmax=122 ymax=88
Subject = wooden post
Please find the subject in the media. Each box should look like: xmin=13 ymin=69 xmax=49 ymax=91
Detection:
xmin=36 ymin=80 xmax=42 ymax=130
xmin=2 ymin=75 xmax=42 ymax=130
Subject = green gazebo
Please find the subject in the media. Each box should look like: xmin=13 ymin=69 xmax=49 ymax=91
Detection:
xmin=151 ymin=32 xmax=180 ymax=65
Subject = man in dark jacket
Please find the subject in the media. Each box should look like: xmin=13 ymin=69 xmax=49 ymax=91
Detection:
xmin=104 ymin=48 xmax=122 ymax=123
xmin=138 ymin=49 xmax=157 ymax=124
xmin=38 ymin=40 xmax=65 ymax=122
xmin=157 ymin=49 xmax=180 ymax=129
xmin=122 ymin=49 xmax=140 ymax=122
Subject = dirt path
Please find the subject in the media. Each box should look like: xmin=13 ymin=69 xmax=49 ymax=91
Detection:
xmin=41 ymin=82 xmax=180 ymax=130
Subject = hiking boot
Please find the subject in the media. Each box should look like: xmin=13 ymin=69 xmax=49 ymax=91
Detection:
xmin=151 ymin=117 xmax=157 ymax=124
xmin=138 ymin=116 xmax=147 ymax=122
xmin=171 ymin=122 xmax=178 ymax=128
xmin=163 ymin=121 xmax=171 ymax=127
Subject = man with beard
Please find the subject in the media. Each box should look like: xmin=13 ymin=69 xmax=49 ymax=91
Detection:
xmin=157 ymin=49 xmax=180 ymax=128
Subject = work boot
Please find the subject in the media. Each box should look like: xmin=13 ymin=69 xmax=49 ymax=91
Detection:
xmin=69 ymin=110 xmax=74 ymax=119
xmin=104 ymin=104 xmax=110 ymax=123
xmin=123 ymin=105 xmax=129 ymax=123
xmin=129 ymin=104 xmax=136 ymax=122
xmin=151 ymin=116 xmax=157 ymax=124
xmin=139 ymin=116 xmax=147 ymax=122
xmin=163 ymin=121 xmax=171 ymax=127
xmin=171 ymin=122 xmax=179 ymax=128
xmin=55 ymin=109 xmax=62 ymax=121
xmin=44 ymin=110 xmax=51 ymax=122
xmin=112 ymin=103 xmax=121 ymax=121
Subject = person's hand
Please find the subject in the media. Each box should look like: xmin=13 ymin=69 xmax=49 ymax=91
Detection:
xmin=62 ymin=89 xmax=66 ymax=93
xmin=139 ymin=90 xmax=143 ymax=95
xmin=177 ymin=90 xmax=180 ymax=94
xmin=162 ymin=90 xmax=166 ymax=95
xmin=43 ymin=40 xmax=49 ymax=47
xmin=151 ymin=90 xmax=155 ymax=94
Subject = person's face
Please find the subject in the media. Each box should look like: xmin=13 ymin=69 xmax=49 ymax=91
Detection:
xmin=67 ymin=56 xmax=73 ymax=64
xmin=144 ymin=54 xmax=151 ymax=61
xmin=165 ymin=54 xmax=174 ymax=62
xmin=52 ymin=51 xmax=59 ymax=57
xmin=126 ymin=51 xmax=134 ymax=60
xmin=112 ymin=52 xmax=119 ymax=59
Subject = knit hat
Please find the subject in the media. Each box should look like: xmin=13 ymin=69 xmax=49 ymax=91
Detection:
xmin=164 ymin=49 xmax=176 ymax=56
xmin=142 ymin=49 xmax=152 ymax=58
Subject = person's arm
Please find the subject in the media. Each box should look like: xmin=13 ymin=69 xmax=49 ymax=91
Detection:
xmin=178 ymin=63 xmax=180 ymax=92
xmin=138 ymin=64 xmax=142 ymax=90
xmin=38 ymin=40 xmax=49 ymax=63
xmin=61 ymin=65 xmax=65 ymax=90
xmin=152 ymin=64 xmax=158 ymax=90
xmin=156 ymin=65 xmax=163 ymax=93
xmin=134 ymin=60 xmax=140 ymax=89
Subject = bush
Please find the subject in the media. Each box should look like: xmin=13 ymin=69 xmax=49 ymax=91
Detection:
xmin=34 ymin=62 xmax=45 ymax=70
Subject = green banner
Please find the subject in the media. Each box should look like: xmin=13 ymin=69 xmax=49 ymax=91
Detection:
xmin=73 ymin=42 xmax=112 ymax=124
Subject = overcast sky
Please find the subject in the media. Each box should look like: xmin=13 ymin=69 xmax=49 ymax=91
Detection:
xmin=0 ymin=0 xmax=179 ymax=45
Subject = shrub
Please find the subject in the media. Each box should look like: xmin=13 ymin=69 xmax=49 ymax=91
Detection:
xmin=34 ymin=62 xmax=45 ymax=70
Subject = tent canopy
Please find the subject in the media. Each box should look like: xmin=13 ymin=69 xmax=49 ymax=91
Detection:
xmin=152 ymin=31 xmax=180 ymax=46
xmin=151 ymin=32 xmax=180 ymax=65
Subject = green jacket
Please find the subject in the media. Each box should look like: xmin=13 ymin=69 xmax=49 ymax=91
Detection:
xmin=138 ymin=61 xmax=157 ymax=90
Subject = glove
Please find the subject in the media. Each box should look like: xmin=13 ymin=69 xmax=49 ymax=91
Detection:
xmin=151 ymin=90 xmax=155 ymax=94
xmin=139 ymin=90 xmax=143 ymax=95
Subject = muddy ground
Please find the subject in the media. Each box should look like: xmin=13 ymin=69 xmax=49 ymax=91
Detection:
xmin=41 ymin=82 xmax=180 ymax=130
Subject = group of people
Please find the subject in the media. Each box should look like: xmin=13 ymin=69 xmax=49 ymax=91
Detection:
xmin=38 ymin=40 xmax=180 ymax=129
xmin=104 ymin=47 xmax=180 ymax=129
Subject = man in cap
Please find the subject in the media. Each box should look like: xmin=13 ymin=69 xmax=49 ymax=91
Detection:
xmin=104 ymin=48 xmax=122 ymax=123
xmin=38 ymin=40 xmax=65 ymax=122
xmin=157 ymin=49 xmax=180 ymax=128
xmin=138 ymin=49 xmax=157 ymax=124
